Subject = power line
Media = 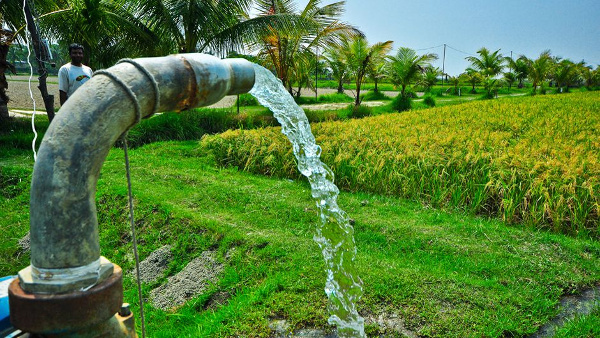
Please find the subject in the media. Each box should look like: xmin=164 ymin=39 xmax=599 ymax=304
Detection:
xmin=415 ymin=44 xmax=444 ymax=51
xmin=445 ymin=44 xmax=477 ymax=57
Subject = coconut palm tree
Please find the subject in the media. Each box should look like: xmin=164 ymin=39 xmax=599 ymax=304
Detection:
xmin=341 ymin=36 xmax=392 ymax=106
xmin=552 ymin=59 xmax=581 ymax=93
xmin=503 ymin=72 xmax=516 ymax=92
xmin=505 ymin=56 xmax=529 ymax=88
xmin=387 ymin=47 xmax=437 ymax=97
xmin=366 ymin=48 xmax=389 ymax=94
xmin=41 ymin=0 xmax=156 ymax=69
xmin=252 ymin=0 xmax=360 ymax=95
xmin=523 ymin=50 xmax=554 ymax=94
xmin=447 ymin=75 xmax=461 ymax=95
xmin=416 ymin=66 xmax=440 ymax=93
xmin=323 ymin=44 xmax=347 ymax=94
xmin=460 ymin=68 xmax=483 ymax=94
xmin=580 ymin=64 xmax=599 ymax=89
xmin=465 ymin=47 xmax=505 ymax=78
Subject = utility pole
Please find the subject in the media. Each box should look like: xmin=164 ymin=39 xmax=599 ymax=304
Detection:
xmin=23 ymin=0 xmax=55 ymax=122
xmin=442 ymin=43 xmax=446 ymax=88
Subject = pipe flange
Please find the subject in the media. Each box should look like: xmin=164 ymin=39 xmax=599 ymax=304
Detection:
xmin=9 ymin=264 xmax=123 ymax=334
xmin=17 ymin=256 xmax=114 ymax=294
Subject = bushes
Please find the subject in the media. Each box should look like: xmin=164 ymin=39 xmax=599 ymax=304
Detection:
xmin=349 ymin=105 xmax=373 ymax=118
xmin=361 ymin=90 xmax=391 ymax=101
xmin=391 ymin=94 xmax=412 ymax=112
xmin=423 ymin=94 xmax=436 ymax=107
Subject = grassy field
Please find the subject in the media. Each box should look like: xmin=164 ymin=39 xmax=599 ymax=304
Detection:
xmin=1 ymin=91 xmax=599 ymax=337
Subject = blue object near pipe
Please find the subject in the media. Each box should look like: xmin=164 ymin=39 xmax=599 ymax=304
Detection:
xmin=0 ymin=276 xmax=17 ymax=335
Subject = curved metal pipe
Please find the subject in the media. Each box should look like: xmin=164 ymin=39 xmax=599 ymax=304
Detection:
xmin=20 ymin=53 xmax=255 ymax=293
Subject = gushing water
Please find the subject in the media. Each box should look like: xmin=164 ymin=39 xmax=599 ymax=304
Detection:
xmin=249 ymin=64 xmax=365 ymax=337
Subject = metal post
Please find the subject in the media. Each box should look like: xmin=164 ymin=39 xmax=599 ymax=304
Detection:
xmin=442 ymin=44 xmax=446 ymax=88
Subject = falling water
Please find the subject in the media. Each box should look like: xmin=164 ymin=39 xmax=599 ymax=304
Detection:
xmin=249 ymin=64 xmax=365 ymax=337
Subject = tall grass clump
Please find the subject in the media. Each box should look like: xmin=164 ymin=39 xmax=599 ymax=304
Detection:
xmin=202 ymin=92 xmax=600 ymax=236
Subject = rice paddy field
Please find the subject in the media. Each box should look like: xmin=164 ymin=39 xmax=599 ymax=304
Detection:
xmin=203 ymin=91 xmax=600 ymax=237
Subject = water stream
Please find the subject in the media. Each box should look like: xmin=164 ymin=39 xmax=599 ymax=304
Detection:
xmin=249 ymin=64 xmax=365 ymax=337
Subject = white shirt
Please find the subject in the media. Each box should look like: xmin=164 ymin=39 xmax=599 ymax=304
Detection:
xmin=58 ymin=63 xmax=93 ymax=98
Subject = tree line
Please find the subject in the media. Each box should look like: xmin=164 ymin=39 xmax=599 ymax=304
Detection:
xmin=1 ymin=0 xmax=599 ymax=118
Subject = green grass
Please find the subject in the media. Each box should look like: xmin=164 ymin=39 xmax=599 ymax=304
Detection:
xmin=2 ymin=137 xmax=600 ymax=337
xmin=552 ymin=305 xmax=600 ymax=337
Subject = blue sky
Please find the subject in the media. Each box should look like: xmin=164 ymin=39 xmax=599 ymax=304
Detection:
xmin=298 ymin=0 xmax=600 ymax=76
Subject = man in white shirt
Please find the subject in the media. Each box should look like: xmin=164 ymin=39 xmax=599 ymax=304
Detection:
xmin=58 ymin=43 xmax=93 ymax=105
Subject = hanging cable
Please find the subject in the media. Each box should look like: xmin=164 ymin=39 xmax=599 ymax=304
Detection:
xmin=415 ymin=44 xmax=444 ymax=51
xmin=446 ymin=44 xmax=478 ymax=57
xmin=22 ymin=0 xmax=38 ymax=162
xmin=122 ymin=136 xmax=146 ymax=338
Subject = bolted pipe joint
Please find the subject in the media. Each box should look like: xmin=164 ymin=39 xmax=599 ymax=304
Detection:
xmin=17 ymin=54 xmax=255 ymax=295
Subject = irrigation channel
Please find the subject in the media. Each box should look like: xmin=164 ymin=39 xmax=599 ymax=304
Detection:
xmin=249 ymin=64 xmax=365 ymax=337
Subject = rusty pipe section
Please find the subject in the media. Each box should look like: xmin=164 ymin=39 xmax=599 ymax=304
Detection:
xmin=20 ymin=53 xmax=255 ymax=294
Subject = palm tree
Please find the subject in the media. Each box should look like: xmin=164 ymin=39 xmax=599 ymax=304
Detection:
xmin=341 ymin=36 xmax=392 ymax=107
xmin=252 ymin=0 xmax=360 ymax=95
xmin=482 ymin=76 xmax=501 ymax=99
xmin=416 ymin=66 xmax=440 ymax=93
xmin=460 ymin=68 xmax=483 ymax=94
xmin=447 ymin=75 xmax=461 ymax=95
xmin=506 ymin=56 xmax=529 ymax=88
xmin=523 ymin=50 xmax=554 ymax=94
xmin=580 ymin=64 xmax=599 ymax=89
xmin=503 ymin=72 xmax=516 ymax=92
xmin=365 ymin=48 xmax=389 ymax=94
xmin=552 ymin=59 xmax=581 ymax=93
xmin=387 ymin=47 xmax=437 ymax=97
xmin=465 ymin=47 xmax=505 ymax=78
xmin=323 ymin=44 xmax=347 ymax=94
xmin=41 ymin=0 xmax=157 ymax=69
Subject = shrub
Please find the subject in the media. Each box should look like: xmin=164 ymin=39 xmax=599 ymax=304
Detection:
xmin=391 ymin=94 xmax=412 ymax=112
xmin=349 ymin=105 xmax=373 ymax=118
xmin=404 ymin=88 xmax=418 ymax=98
xmin=361 ymin=90 xmax=391 ymax=101
xmin=423 ymin=94 xmax=436 ymax=107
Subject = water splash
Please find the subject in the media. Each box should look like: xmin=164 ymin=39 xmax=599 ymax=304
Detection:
xmin=249 ymin=64 xmax=365 ymax=337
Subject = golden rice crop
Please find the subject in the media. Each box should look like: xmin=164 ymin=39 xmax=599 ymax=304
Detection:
xmin=202 ymin=92 xmax=600 ymax=236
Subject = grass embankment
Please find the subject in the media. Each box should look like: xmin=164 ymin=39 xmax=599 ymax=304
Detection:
xmin=203 ymin=91 xmax=600 ymax=237
xmin=2 ymin=139 xmax=600 ymax=337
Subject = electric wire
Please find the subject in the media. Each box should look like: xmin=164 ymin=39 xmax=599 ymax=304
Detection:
xmin=123 ymin=136 xmax=146 ymax=338
xmin=415 ymin=44 xmax=444 ymax=51
xmin=445 ymin=44 xmax=478 ymax=57
xmin=22 ymin=0 xmax=38 ymax=162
